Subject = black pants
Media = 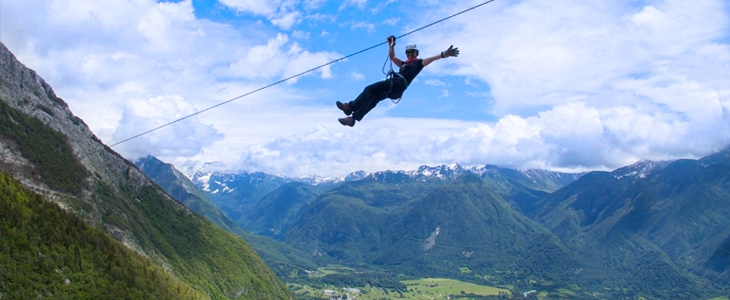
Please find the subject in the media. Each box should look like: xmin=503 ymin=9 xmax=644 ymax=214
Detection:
xmin=348 ymin=78 xmax=406 ymax=121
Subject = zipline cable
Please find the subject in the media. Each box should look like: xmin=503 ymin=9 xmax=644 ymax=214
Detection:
xmin=94 ymin=0 xmax=498 ymax=155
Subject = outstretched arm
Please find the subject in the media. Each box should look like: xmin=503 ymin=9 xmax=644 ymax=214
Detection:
xmin=422 ymin=45 xmax=459 ymax=67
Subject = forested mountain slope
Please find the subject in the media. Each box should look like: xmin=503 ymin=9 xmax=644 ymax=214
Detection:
xmin=534 ymin=157 xmax=730 ymax=297
xmin=135 ymin=155 xmax=318 ymax=277
xmin=0 ymin=41 xmax=293 ymax=299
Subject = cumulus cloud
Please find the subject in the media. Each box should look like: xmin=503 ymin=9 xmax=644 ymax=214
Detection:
xmin=412 ymin=0 xmax=728 ymax=112
xmin=222 ymin=33 xmax=340 ymax=82
xmin=271 ymin=11 xmax=302 ymax=30
xmin=231 ymin=96 xmax=728 ymax=177
xmin=112 ymin=95 xmax=224 ymax=159
xmin=218 ymin=0 xmax=325 ymax=30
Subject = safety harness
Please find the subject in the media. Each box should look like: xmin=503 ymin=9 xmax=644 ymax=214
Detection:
xmin=383 ymin=64 xmax=409 ymax=104
xmin=382 ymin=36 xmax=410 ymax=104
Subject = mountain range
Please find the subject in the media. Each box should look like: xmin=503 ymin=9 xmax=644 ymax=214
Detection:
xmin=138 ymin=151 xmax=730 ymax=298
xmin=533 ymin=155 xmax=730 ymax=295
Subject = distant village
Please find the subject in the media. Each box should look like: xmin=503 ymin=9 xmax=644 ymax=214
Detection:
xmin=324 ymin=287 xmax=360 ymax=300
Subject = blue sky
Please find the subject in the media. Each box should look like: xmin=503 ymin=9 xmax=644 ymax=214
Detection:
xmin=2 ymin=0 xmax=730 ymax=177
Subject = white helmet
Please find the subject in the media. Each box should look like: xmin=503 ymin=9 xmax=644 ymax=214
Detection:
xmin=405 ymin=44 xmax=418 ymax=51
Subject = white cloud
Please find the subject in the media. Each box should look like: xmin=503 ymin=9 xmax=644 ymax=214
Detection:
xmin=412 ymin=0 xmax=728 ymax=113
xmin=218 ymin=0 xmax=286 ymax=16
xmin=345 ymin=21 xmax=376 ymax=32
xmin=221 ymin=33 xmax=339 ymax=82
xmin=381 ymin=18 xmax=400 ymax=26
xmin=350 ymin=72 xmax=365 ymax=80
xmin=292 ymin=30 xmax=310 ymax=39
xmin=271 ymin=11 xmax=302 ymax=30
xmin=425 ymin=79 xmax=446 ymax=87
xmin=218 ymin=0 xmax=304 ymax=30
xmin=338 ymin=0 xmax=368 ymax=11
xmin=112 ymin=95 xmax=224 ymax=159
xmin=232 ymin=94 xmax=728 ymax=177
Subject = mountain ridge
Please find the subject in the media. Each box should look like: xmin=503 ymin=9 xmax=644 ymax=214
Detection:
xmin=134 ymin=155 xmax=318 ymax=276
xmin=532 ymin=149 xmax=730 ymax=297
xmin=182 ymin=149 xmax=730 ymax=297
xmin=140 ymin=147 xmax=730 ymax=298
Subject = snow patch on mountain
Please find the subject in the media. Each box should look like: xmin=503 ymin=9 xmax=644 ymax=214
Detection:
xmin=186 ymin=159 xmax=587 ymax=194
xmin=194 ymin=172 xmax=213 ymax=192
xmin=613 ymin=160 xmax=670 ymax=180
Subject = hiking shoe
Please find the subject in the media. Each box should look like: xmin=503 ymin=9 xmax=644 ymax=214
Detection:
xmin=336 ymin=101 xmax=352 ymax=116
xmin=338 ymin=117 xmax=355 ymax=127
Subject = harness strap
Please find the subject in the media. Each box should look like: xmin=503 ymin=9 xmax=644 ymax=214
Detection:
xmin=383 ymin=55 xmax=410 ymax=104
xmin=386 ymin=70 xmax=408 ymax=104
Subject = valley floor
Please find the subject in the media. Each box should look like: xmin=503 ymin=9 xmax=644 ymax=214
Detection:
xmin=289 ymin=277 xmax=511 ymax=299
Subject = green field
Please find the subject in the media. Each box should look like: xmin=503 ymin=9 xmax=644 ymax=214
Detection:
xmin=401 ymin=278 xmax=510 ymax=299
xmin=289 ymin=277 xmax=510 ymax=299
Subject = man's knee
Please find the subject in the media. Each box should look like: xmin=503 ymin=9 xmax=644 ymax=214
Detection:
xmin=363 ymin=84 xmax=378 ymax=95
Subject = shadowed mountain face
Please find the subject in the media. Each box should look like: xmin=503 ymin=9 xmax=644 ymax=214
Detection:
xmin=281 ymin=173 xmax=579 ymax=283
xmin=243 ymin=182 xmax=323 ymax=237
xmin=533 ymin=155 xmax=730 ymax=296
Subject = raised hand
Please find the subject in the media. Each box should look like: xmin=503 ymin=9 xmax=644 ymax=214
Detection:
xmin=387 ymin=35 xmax=396 ymax=48
xmin=443 ymin=45 xmax=459 ymax=58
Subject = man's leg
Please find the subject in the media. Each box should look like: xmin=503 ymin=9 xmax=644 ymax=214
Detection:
xmin=350 ymin=80 xmax=389 ymax=121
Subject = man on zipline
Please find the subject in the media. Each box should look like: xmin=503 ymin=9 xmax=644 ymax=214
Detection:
xmin=336 ymin=35 xmax=459 ymax=127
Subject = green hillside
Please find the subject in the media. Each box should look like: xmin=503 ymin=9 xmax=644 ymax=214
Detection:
xmin=91 ymin=182 xmax=294 ymax=299
xmin=134 ymin=156 xmax=318 ymax=278
xmin=478 ymin=165 xmax=580 ymax=214
xmin=244 ymin=182 xmax=323 ymax=238
xmin=283 ymin=174 xmax=578 ymax=289
xmin=533 ymin=158 xmax=730 ymax=298
xmin=134 ymin=155 xmax=236 ymax=233
xmin=0 ymin=171 xmax=206 ymax=299
xmin=282 ymin=177 xmax=439 ymax=261
xmin=375 ymin=174 xmax=578 ymax=282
